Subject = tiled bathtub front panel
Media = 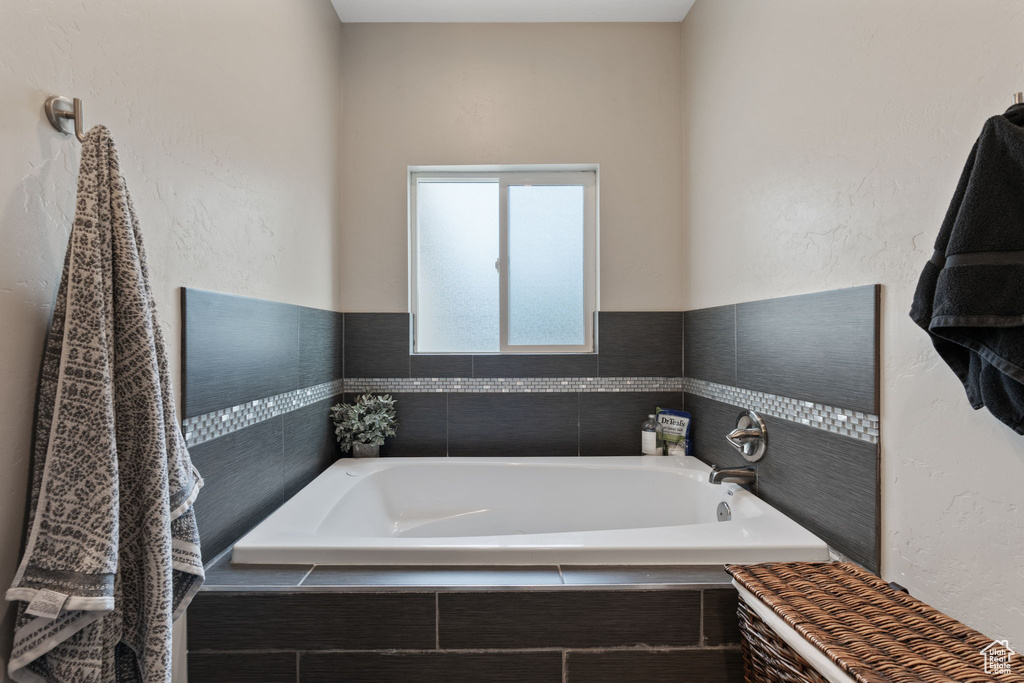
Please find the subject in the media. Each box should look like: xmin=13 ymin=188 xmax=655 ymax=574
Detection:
xmin=187 ymin=582 xmax=742 ymax=683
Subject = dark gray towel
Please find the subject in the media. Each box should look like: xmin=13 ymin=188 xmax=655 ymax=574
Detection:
xmin=911 ymin=103 xmax=1024 ymax=433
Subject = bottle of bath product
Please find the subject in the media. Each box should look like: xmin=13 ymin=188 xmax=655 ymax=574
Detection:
xmin=641 ymin=414 xmax=663 ymax=455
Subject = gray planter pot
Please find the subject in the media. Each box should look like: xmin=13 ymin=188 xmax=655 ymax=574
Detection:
xmin=352 ymin=442 xmax=380 ymax=458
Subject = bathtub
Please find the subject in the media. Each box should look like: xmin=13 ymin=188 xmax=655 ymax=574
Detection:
xmin=231 ymin=455 xmax=829 ymax=565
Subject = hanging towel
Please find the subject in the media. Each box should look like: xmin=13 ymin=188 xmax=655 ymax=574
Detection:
xmin=6 ymin=126 xmax=203 ymax=682
xmin=911 ymin=103 xmax=1024 ymax=433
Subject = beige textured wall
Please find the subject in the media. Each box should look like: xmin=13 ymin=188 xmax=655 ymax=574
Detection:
xmin=0 ymin=1 xmax=343 ymax=679
xmin=682 ymin=0 xmax=1024 ymax=644
xmin=338 ymin=23 xmax=685 ymax=312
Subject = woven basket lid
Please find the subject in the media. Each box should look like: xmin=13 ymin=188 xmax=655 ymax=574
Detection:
xmin=728 ymin=562 xmax=1024 ymax=683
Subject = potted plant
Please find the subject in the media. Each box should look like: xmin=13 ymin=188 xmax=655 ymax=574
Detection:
xmin=330 ymin=393 xmax=397 ymax=458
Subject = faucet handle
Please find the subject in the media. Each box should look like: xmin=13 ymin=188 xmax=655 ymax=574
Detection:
xmin=726 ymin=410 xmax=767 ymax=462
xmin=726 ymin=427 xmax=761 ymax=444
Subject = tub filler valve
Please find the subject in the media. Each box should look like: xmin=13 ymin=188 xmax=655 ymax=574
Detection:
xmin=708 ymin=465 xmax=756 ymax=486
xmin=726 ymin=409 xmax=767 ymax=462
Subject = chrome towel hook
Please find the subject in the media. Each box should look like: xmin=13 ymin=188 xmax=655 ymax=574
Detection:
xmin=44 ymin=96 xmax=87 ymax=142
xmin=1014 ymin=92 xmax=1024 ymax=105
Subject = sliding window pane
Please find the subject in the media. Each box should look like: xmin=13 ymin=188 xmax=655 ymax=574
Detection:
xmin=416 ymin=181 xmax=500 ymax=352
xmin=507 ymin=185 xmax=585 ymax=346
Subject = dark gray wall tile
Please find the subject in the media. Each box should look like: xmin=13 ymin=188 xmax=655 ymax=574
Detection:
xmin=438 ymin=591 xmax=700 ymax=648
xmin=359 ymin=392 xmax=448 ymax=457
xmin=188 ymin=592 xmax=436 ymax=650
xmin=757 ymin=417 xmax=879 ymax=572
xmin=703 ymin=588 xmax=741 ymax=645
xmin=736 ymin=285 xmax=879 ymax=414
xmin=684 ymin=305 xmax=736 ymax=385
xmin=448 ymin=393 xmax=578 ymax=457
xmin=298 ymin=306 xmax=344 ymax=387
xmin=560 ymin=565 xmax=730 ymax=587
xmin=682 ymin=393 xmax=879 ymax=571
xmin=472 ymin=354 xmax=598 ymax=378
xmin=190 ymin=417 xmax=284 ymax=562
xmin=282 ymin=397 xmax=339 ymax=497
xmin=344 ymin=313 xmax=411 ymax=377
xmin=300 ymin=652 xmax=563 ymax=683
xmin=579 ymin=392 xmax=682 ymax=456
xmin=204 ymin=555 xmax=312 ymax=587
xmin=597 ymin=312 xmax=682 ymax=377
xmin=188 ymin=652 xmax=296 ymax=683
xmin=682 ymin=394 xmax=751 ymax=471
xmin=303 ymin=565 xmax=562 ymax=587
xmin=566 ymin=649 xmax=744 ymax=683
xmin=182 ymin=288 xmax=298 ymax=417
xmin=411 ymin=354 xmax=472 ymax=377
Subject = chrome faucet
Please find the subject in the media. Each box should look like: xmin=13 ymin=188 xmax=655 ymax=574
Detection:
xmin=708 ymin=465 xmax=756 ymax=486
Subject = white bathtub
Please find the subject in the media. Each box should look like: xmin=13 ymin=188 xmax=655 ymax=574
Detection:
xmin=232 ymin=455 xmax=828 ymax=565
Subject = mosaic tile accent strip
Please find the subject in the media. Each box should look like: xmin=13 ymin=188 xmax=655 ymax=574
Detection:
xmin=182 ymin=379 xmax=344 ymax=447
xmin=182 ymin=376 xmax=685 ymax=447
xmin=683 ymin=377 xmax=879 ymax=444
xmin=344 ymin=377 xmax=684 ymax=394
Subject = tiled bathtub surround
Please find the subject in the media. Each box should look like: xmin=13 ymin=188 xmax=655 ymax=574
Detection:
xmin=182 ymin=378 xmax=345 ymax=447
xmin=182 ymin=377 xmax=683 ymax=450
xmin=682 ymin=378 xmax=879 ymax=444
xmin=182 ymin=291 xmax=685 ymax=559
xmin=182 ymin=289 xmax=346 ymax=561
xmin=683 ymin=285 xmax=881 ymax=572
xmin=181 ymin=375 xmax=685 ymax=452
xmin=346 ymin=376 xmax=683 ymax=393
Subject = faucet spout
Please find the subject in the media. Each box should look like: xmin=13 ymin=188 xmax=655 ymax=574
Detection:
xmin=708 ymin=465 xmax=756 ymax=486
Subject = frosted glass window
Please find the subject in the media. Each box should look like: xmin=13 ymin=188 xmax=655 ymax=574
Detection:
xmin=508 ymin=185 xmax=585 ymax=346
xmin=415 ymin=181 xmax=500 ymax=352
xmin=411 ymin=168 xmax=596 ymax=353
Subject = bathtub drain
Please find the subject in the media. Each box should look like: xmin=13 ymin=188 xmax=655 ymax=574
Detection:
xmin=716 ymin=501 xmax=732 ymax=522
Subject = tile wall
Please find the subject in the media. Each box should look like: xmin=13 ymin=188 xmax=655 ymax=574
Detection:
xmin=682 ymin=285 xmax=881 ymax=571
xmin=181 ymin=289 xmax=686 ymax=560
xmin=187 ymin=560 xmax=744 ymax=683
xmin=182 ymin=289 xmax=345 ymax=562
xmin=183 ymin=286 xmax=881 ymax=570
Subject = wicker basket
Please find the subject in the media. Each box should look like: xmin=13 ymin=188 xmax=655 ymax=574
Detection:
xmin=728 ymin=562 xmax=1024 ymax=683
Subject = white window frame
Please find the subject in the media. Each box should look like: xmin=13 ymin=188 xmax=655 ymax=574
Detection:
xmin=409 ymin=165 xmax=599 ymax=354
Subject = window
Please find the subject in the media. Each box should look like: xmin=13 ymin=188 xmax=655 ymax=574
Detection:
xmin=410 ymin=166 xmax=597 ymax=353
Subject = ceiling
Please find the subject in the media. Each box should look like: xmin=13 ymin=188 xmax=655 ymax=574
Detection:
xmin=330 ymin=0 xmax=697 ymax=23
